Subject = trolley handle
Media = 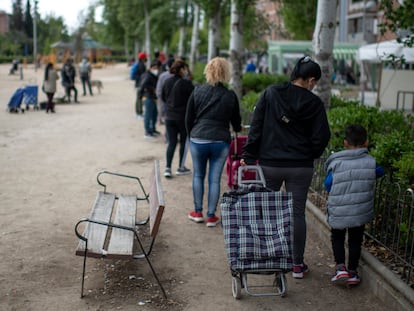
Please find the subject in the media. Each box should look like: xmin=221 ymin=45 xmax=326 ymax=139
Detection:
xmin=237 ymin=165 xmax=266 ymax=187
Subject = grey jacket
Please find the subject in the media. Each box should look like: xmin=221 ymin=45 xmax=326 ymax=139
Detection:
xmin=43 ymin=69 xmax=59 ymax=93
xmin=325 ymin=148 xmax=376 ymax=229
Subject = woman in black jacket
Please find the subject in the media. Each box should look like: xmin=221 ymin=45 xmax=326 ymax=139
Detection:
xmin=185 ymin=57 xmax=242 ymax=227
xmin=161 ymin=60 xmax=194 ymax=177
xmin=241 ymin=56 xmax=331 ymax=278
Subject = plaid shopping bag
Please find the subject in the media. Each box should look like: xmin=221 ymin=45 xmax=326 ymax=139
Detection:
xmin=221 ymin=184 xmax=293 ymax=271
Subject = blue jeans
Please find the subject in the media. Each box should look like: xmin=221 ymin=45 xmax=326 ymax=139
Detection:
xmin=143 ymin=97 xmax=158 ymax=135
xmin=190 ymin=141 xmax=229 ymax=217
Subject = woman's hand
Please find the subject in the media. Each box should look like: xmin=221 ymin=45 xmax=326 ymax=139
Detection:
xmin=240 ymin=159 xmax=246 ymax=166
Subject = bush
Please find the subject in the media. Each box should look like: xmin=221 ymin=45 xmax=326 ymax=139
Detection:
xmin=240 ymin=91 xmax=260 ymax=124
xmin=327 ymin=97 xmax=414 ymax=187
xmin=242 ymin=72 xmax=288 ymax=94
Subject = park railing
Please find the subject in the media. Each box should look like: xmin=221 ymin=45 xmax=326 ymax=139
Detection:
xmin=309 ymin=156 xmax=414 ymax=288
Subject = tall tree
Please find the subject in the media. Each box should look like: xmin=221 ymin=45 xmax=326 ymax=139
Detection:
xmin=278 ymin=0 xmax=318 ymax=40
xmin=229 ymin=0 xmax=251 ymax=101
xmin=189 ymin=2 xmax=200 ymax=71
xmin=178 ymin=0 xmax=189 ymax=57
xmin=24 ymin=0 xmax=33 ymax=38
xmin=312 ymin=0 xmax=337 ymax=109
xmin=143 ymin=0 xmax=151 ymax=60
xmin=196 ymin=0 xmax=223 ymax=61
xmin=11 ymin=0 xmax=24 ymax=32
xmin=379 ymin=0 xmax=414 ymax=46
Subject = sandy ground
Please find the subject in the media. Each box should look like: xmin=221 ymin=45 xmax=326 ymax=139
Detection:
xmin=0 ymin=63 xmax=388 ymax=311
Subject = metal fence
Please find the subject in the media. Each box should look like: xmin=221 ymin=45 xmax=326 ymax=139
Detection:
xmin=309 ymin=156 xmax=414 ymax=288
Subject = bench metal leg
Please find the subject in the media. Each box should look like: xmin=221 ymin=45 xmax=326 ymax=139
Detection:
xmin=81 ymin=248 xmax=87 ymax=298
xmin=134 ymin=234 xmax=167 ymax=298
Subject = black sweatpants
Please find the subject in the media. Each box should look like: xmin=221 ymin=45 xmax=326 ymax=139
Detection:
xmin=331 ymin=224 xmax=365 ymax=271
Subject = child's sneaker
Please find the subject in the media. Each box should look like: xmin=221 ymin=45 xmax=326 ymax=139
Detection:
xmin=188 ymin=211 xmax=204 ymax=223
xmin=292 ymin=263 xmax=309 ymax=279
xmin=347 ymin=270 xmax=361 ymax=286
xmin=331 ymin=264 xmax=350 ymax=283
xmin=206 ymin=216 xmax=220 ymax=227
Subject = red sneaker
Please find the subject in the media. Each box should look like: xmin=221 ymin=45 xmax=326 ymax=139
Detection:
xmin=188 ymin=211 xmax=204 ymax=223
xmin=206 ymin=216 xmax=220 ymax=227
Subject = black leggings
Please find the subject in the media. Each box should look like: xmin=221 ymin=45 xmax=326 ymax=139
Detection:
xmin=165 ymin=119 xmax=187 ymax=168
xmin=331 ymin=225 xmax=365 ymax=271
xmin=261 ymin=166 xmax=314 ymax=265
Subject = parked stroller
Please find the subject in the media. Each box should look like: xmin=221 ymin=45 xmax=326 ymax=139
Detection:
xmin=7 ymin=88 xmax=26 ymax=113
xmin=221 ymin=165 xmax=293 ymax=299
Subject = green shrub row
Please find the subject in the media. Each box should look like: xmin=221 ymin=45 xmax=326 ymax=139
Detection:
xmin=238 ymin=75 xmax=414 ymax=188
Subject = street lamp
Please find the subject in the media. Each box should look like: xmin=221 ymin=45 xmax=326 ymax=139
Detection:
xmin=33 ymin=0 xmax=38 ymax=71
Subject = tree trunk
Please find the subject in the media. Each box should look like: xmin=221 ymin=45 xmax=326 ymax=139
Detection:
xmin=143 ymin=0 xmax=151 ymax=61
xmin=229 ymin=0 xmax=244 ymax=102
xmin=189 ymin=3 xmax=200 ymax=71
xmin=124 ymin=34 xmax=130 ymax=62
xmin=178 ymin=0 xmax=188 ymax=57
xmin=208 ymin=9 xmax=221 ymax=61
xmin=312 ymin=0 xmax=337 ymax=109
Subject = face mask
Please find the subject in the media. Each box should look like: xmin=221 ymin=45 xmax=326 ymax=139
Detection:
xmin=151 ymin=69 xmax=159 ymax=76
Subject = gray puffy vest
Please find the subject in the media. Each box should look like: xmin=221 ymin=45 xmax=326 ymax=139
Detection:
xmin=325 ymin=148 xmax=376 ymax=229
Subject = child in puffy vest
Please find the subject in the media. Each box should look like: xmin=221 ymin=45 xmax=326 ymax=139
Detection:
xmin=324 ymin=124 xmax=384 ymax=286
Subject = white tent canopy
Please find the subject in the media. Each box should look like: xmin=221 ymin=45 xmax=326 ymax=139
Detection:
xmin=357 ymin=40 xmax=414 ymax=64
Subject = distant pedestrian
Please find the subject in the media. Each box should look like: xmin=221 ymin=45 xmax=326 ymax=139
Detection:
xmin=161 ymin=60 xmax=194 ymax=178
xmin=61 ymin=59 xmax=79 ymax=103
xmin=43 ymin=62 xmax=59 ymax=113
xmin=245 ymin=59 xmax=256 ymax=73
xmin=133 ymin=52 xmax=148 ymax=118
xmin=324 ymin=124 xmax=384 ymax=286
xmin=79 ymin=58 xmax=93 ymax=96
xmin=156 ymin=57 xmax=174 ymax=125
xmin=139 ymin=60 xmax=161 ymax=138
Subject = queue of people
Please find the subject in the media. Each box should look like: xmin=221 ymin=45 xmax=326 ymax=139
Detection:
xmin=133 ymin=53 xmax=382 ymax=289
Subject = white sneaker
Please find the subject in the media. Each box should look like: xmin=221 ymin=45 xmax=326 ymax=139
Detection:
xmin=164 ymin=168 xmax=172 ymax=178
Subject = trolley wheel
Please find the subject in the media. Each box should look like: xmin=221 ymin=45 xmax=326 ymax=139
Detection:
xmin=232 ymin=276 xmax=242 ymax=299
xmin=274 ymin=273 xmax=287 ymax=297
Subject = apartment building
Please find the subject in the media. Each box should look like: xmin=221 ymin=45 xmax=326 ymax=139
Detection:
xmin=0 ymin=10 xmax=10 ymax=34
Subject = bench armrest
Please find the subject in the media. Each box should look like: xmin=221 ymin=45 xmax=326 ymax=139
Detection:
xmin=97 ymin=170 xmax=148 ymax=201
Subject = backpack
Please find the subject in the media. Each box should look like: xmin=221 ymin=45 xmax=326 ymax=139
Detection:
xmin=130 ymin=62 xmax=138 ymax=80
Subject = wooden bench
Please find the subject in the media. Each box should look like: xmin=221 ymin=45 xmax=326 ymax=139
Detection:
xmin=74 ymin=160 xmax=166 ymax=298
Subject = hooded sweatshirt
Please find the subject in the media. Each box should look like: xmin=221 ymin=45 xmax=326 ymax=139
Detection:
xmin=242 ymin=82 xmax=331 ymax=167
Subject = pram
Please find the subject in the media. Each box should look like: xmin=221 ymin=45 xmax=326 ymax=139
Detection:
xmin=221 ymin=165 xmax=293 ymax=299
xmin=226 ymin=132 xmax=257 ymax=189
xmin=7 ymin=88 xmax=25 ymax=113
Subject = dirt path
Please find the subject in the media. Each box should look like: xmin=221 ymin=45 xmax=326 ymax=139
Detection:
xmin=0 ymin=63 xmax=387 ymax=311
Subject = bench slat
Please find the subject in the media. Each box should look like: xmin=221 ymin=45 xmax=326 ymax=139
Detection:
xmin=150 ymin=164 xmax=165 ymax=237
xmin=76 ymin=192 xmax=115 ymax=257
xmin=106 ymin=195 xmax=137 ymax=259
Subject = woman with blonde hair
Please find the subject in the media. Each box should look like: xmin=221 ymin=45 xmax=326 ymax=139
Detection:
xmin=185 ymin=57 xmax=242 ymax=227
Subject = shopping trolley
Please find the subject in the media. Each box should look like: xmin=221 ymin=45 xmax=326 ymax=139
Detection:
xmin=221 ymin=165 xmax=293 ymax=299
